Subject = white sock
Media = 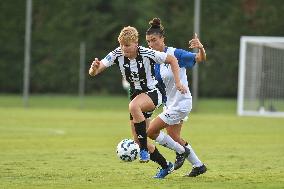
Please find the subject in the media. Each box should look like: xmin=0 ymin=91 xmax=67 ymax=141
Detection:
xmin=155 ymin=131 xmax=185 ymax=154
xmin=185 ymin=143 xmax=203 ymax=167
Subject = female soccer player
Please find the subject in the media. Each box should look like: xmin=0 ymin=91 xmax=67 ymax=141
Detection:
xmin=89 ymin=26 xmax=187 ymax=178
xmin=145 ymin=18 xmax=207 ymax=177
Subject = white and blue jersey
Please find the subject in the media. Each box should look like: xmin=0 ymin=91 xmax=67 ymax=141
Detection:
xmin=155 ymin=47 xmax=196 ymax=124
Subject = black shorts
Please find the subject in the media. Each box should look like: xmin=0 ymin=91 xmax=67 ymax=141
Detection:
xmin=129 ymin=86 xmax=165 ymax=120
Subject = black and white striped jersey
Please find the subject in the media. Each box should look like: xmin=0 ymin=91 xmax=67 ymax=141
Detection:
xmin=101 ymin=46 xmax=168 ymax=91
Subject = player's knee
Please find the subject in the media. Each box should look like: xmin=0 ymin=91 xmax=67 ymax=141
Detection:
xmin=129 ymin=101 xmax=139 ymax=114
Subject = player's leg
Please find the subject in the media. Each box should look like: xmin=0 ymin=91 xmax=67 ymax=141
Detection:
xmin=129 ymin=93 xmax=155 ymax=123
xmin=131 ymin=119 xmax=155 ymax=152
xmin=132 ymin=118 xmax=168 ymax=165
xmin=147 ymin=110 xmax=188 ymax=154
xmin=147 ymin=116 xmax=190 ymax=169
xmin=131 ymin=120 xmax=174 ymax=179
xmin=166 ymin=122 xmax=186 ymax=145
xmin=147 ymin=117 xmax=183 ymax=153
xmin=148 ymin=110 xmax=191 ymax=169
xmin=166 ymin=121 xmax=207 ymax=176
xmin=129 ymin=93 xmax=156 ymax=162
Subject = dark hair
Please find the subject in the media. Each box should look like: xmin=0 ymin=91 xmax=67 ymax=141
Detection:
xmin=146 ymin=18 xmax=165 ymax=36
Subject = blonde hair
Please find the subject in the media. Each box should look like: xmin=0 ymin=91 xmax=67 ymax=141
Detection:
xmin=118 ymin=26 xmax=139 ymax=44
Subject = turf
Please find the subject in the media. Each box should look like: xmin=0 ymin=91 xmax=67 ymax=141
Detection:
xmin=0 ymin=95 xmax=283 ymax=189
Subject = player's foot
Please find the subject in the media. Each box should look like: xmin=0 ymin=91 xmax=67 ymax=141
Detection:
xmin=153 ymin=162 xmax=174 ymax=179
xmin=174 ymin=147 xmax=190 ymax=170
xmin=139 ymin=149 xmax=150 ymax=163
xmin=184 ymin=164 xmax=207 ymax=177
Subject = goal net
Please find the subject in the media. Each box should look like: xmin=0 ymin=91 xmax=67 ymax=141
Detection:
xmin=238 ymin=36 xmax=284 ymax=117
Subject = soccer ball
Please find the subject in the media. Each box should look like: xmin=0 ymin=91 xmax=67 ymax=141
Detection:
xmin=116 ymin=139 xmax=140 ymax=162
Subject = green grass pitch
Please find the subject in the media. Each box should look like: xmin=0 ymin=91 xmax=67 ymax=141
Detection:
xmin=0 ymin=95 xmax=283 ymax=189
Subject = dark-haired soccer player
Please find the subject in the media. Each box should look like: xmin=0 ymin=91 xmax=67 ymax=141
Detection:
xmin=145 ymin=18 xmax=207 ymax=177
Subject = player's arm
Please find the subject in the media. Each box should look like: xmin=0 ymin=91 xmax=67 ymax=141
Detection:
xmin=165 ymin=54 xmax=187 ymax=94
xmin=189 ymin=33 xmax=206 ymax=63
xmin=89 ymin=58 xmax=107 ymax=76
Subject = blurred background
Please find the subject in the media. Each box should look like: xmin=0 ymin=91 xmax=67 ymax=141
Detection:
xmin=0 ymin=0 xmax=284 ymax=99
xmin=1 ymin=1 xmax=284 ymax=188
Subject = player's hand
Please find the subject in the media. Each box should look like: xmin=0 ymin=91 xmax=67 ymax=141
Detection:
xmin=91 ymin=58 xmax=100 ymax=70
xmin=189 ymin=33 xmax=203 ymax=49
xmin=176 ymin=82 xmax=187 ymax=94
xmin=89 ymin=58 xmax=100 ymax=76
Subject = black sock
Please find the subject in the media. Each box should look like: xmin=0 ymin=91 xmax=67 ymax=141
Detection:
xmin=134 ymin=120 xmax=147 ymax=151
xmin=150 ymin=147 xmax=168 ymax=169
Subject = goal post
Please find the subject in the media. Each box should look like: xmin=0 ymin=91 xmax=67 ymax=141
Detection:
xmin=238 ymin=36 xmax=284 ymax=117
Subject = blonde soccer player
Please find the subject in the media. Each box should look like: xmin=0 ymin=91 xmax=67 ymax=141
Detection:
xmin=89 ymin=26 xmax=187 ymax=178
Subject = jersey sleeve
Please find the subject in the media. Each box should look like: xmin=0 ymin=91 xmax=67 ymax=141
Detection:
xmin=153 ymin=50 xmax=168 ymax=64
xmin=174 ymin=48 xmax=196 ymax=68
xmin=101 ymin=47 xmax=120 ymax=67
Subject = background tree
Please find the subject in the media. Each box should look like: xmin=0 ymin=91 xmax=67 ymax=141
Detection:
xmin=0 ymin=0 xmax=283 ymax=97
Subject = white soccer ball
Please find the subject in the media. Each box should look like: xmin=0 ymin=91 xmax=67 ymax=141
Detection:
xmin=116 ymin=139 xmax=140 ymax=162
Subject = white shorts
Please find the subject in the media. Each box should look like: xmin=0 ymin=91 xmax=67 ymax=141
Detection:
xmin=159 ymin=109 xmax=189 ymax=125
xmin=159 ymin=97 xmax=192 ymax=125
